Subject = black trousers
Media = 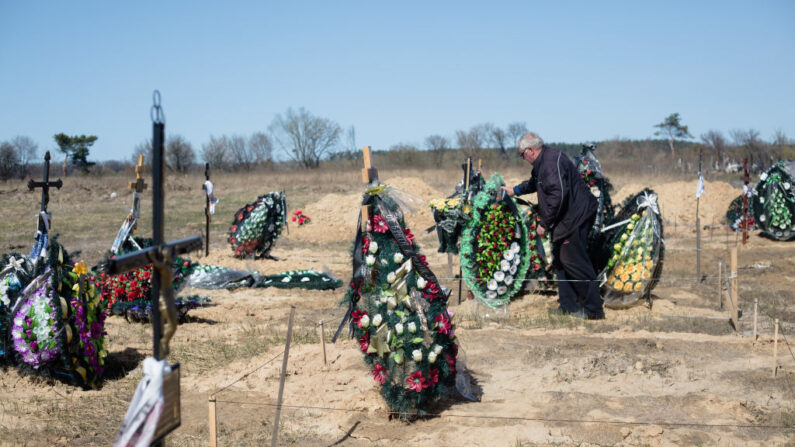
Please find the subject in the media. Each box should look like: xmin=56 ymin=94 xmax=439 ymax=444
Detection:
xmin=552 ymin=218 xmax=604 ymax=316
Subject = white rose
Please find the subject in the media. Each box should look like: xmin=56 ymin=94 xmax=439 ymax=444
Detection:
xmin=761 ymin=173 xmax=768 ymax=181
xmin=416 ymin=277 xmax=427 ymax=289
xmin=369 ymin=241 xmax=379 ymax=254
xmin=372 ymin=314 xmax=383 ymax=327
xmin=387 ymin=272 xmax=396 ymax=283
xmin=360 ymin=314 xmax=370 ymax=328
xmin=591 ymin=186 xmax=601 ymax=198
xmin=393 ymin=253 xmax=404 ymax=263
xmin=395 ymin=322 xmax=404 ymax=334
xmin=428 ymin=351 xmax=437 ymax=364
xmin=387 ymin=296 xmax=397 ymax=310
xmin=408 ymin=322 xmax=417 ymax=333
xmin=784 ymin=182 xmax=791 ymax=190
xmin=433 ymin=344 xmax=443 ymax=355
xmin=412 ymin=349 xmax=423 ymax=362
xmin=365 ymin=255 xmax=376 ymax=266
xmin=760 ymin=214 xmax=766 ymax=222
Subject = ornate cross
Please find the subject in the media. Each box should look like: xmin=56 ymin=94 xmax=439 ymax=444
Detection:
xmin=27 ymin=151 xmax=63 ymax=231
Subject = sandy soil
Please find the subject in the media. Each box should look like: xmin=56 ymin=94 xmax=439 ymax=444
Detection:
xmin=1 ymin=168 xmax=793 ymax=446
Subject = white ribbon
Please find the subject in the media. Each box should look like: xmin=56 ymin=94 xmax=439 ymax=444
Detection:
xmin=204 ymin=181 xmax=218 ymax=215
xmin=5 ymin=256 xmax=26 ymax=273
xmin=114 ymin=357 xmax=171 ymax=447
xmin=636 ymin=191 xmax=660 ymax=215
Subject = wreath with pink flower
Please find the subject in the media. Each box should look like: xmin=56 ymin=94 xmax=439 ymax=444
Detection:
xmin=337 ymin=182 xmax=459 ymax=418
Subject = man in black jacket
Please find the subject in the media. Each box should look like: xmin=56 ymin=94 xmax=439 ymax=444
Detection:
xmin=500 ymin=133 xmax=605 ymax=319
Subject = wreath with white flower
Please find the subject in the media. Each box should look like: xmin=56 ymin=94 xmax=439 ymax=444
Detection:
xmin=460 ymin=173 xmax=530 ymax=308
xmin=751 ymin=162 xmax=795 ymax=241
xmin=339 ymin=182 xmax=459 ymax=418
xmin=228 ymin=192 xmax=287 ymax=258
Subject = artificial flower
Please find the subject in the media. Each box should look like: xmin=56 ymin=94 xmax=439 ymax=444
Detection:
xmin=386 ymin=295 xmax=397 ymax=310
xmin=433 ymin=344 xmax=443 ymax=355
xmin=372 ymin=215 xmax=389 ymax=233
xmin=416 ymin=277 xmax=427 ymax=289
xmin=487 ymin=279 xmax=498 ymax=291
xmin=406 ymin=370 xmax=426 ymax=392
xmin=403 ymin=228 xmax=415 ymax=245
xmin=359 ymin=314 xmax=370 ymax=329
xmin=504 ymin=275 xmax=514 ymax=285
xmin=372 ymin=313 xmax=383 ymax=327
xmin=359 ymin=333 xmax=370 ymax=351
xmin=369 ymin=241 xmax=379 ymax=254
xmin=504 ymin=251 xmax=515 ymax=261
xmin=408 ymin=322 xmax=417 ymax=333
xmin=393 ymin=253 xmax=404 ymax=263
xmin=386 ymin=272 xmax=396 ymax=283
xmin=372 ymin=363 xmax=388 ymax=384
xmin=434 ymin=313 xmax=451 ymax=334
xmin=494 ymin=271 xmax=505 ymax=282
xmin=412 ymin=349 xmax=423 ymax=362
xmin=73 ymin=261 xmax=88 ymax=276
xmin=365 ymin=255 xmax=376 ymax=266
xmin=351 ymin=309 xmax=367 ymax=327
xmin=395 ymin=322 xmax=404 ymax=334
xmin=500 ymin=260 xmax=511 ymax=271
xmin=497 ymin=286 xmax=508 ymax=295
xmin=428 ymin=368 xmax=439 ymax=385
xmin=428 ymin=351 xmax=437 ymax=364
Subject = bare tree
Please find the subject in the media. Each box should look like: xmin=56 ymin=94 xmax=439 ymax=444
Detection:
xmin=506 ymin=122 xmax=528 ymax=152
xmin=729 ymin=128 xmax=763 ymax=151
xmin=225 ymin=135 xmax=252 ymax=171
xmin=455 ymin=124 xmax=488 ymax=157
xmin=700 ymin=130 xmax=727 ymax=168
xmin=654 ymin=113 xmax=692 ymax=156
xmin=10 ymin=136 xmax=37 ymax=178
xmin=132 ymin=140 xmax=153 ymax=167
xmin=202 ymin=135 xmax=228 ymax=171
xmin=269 ymin=107 xmax=341 ymax=168
xmin=249 ymin=132 xmax=273 ymax=166
xmin=487 ymin=124 xmax=510 ymax=157
xmin=0 ymin=142 xmax=20 ymax=181
xmin=773 ymin=128 xmax=791 ymax=146
xmin=425 ymin=134 xmax=449 ymax=168
xmin=166 ymin=134 xmax=195 ymax=173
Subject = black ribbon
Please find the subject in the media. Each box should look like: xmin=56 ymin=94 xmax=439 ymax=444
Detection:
xmin=332 ymin=195 xmax=372 ymax=343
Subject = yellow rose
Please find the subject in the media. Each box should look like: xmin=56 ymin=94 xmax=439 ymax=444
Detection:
xmin=614 ymin=280 xmax=624 ymax=290
xmin=634 ymin=282 xmax=644 ymax=292
xmin=623 ymin=282 xmax=634 ymax=293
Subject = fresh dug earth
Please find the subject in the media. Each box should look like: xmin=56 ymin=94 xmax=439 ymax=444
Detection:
xmin=0 ymin=168 xmax=794 ymax=446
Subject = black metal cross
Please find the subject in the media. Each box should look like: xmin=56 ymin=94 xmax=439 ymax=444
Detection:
xmin=105 ymin=91 xmax=200 ymax=445
xmin=202 ymin=163 xmax=211 ymax=256
xmin=27 ymin=151 xmax=63 ymax=232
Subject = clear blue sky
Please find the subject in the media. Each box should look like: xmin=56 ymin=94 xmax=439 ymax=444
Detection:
xmin=1 ymin=1 xmax=793 ymax=161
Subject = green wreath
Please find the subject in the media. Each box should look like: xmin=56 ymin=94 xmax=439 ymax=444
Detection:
xmin=752 ymin=162 xmax=795 ymax=241
xmin=460 ymin=173 xmax=530 ymax=308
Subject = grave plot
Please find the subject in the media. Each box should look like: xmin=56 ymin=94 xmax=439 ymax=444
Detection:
xmin=335 ymin=147 xmax=464 ymax=418
xmin=228 ymin=192 xmax=287 ymax=259
xmin=188 ymin=265 xmax=341 ymax=290
xmin=459 ymin=173 xmax=530 ymax=310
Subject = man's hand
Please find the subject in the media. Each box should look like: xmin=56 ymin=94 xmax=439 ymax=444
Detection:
xmin=537 ymin=225 xmax=547 ymax=238
xmin=499 ymin=186 xmax=515 ymax=197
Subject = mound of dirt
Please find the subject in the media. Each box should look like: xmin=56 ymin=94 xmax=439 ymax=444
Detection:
xmin=287 ymin=176 xmax=443 ymax=243
xmin=614 ymin=180 xmax=740 ymax=227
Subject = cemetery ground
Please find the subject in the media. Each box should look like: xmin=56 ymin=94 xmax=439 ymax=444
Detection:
xmin=1 ymin=165 xmax=794 ymax=446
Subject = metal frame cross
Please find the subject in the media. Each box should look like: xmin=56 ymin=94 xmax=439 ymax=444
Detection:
xmin=104 ymin=92 xmax=200 ymax=446
xmin=27 ymin=151 xmax=63 ymax=232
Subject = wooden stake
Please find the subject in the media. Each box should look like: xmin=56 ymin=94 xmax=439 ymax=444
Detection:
xmin=717 ymin=261 xmax=722 ymax=309
xmin=753 ymin=299 xmax=758 ymax=344
xmin=208 ymin=396 xmax=217 ymax=447
xmin=271 ymin=306 xmax=295 ymax=447
xmin=360 ymin=146 xmax=376 ymax=226
xmin=319 ymin=320 xmax=327 ymax=365
xmin=730 ymin=246 xmax=739 ymax=328
xmin=773 ymin=319 xmax=779 ymax=378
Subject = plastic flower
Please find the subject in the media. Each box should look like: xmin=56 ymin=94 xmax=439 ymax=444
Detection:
xmin=359 ymin=332 xmax=370 ymax=351
xmin=365 ymin=255 xmax=376 ymax=266
xmin=372 ymin=215 xmax=388 ymax=233
xmin=427 ymin=368 xmax=439 ymax=385
xmin=369 ymin=241 xmax=379 ymax=254
xmin=408 ymin=322 xmax=417 ymax=333
xmin=393 ymin=253 xmax=404 ymax=263
xmin=372 ymin=363 xmax=388 ymax=384
xmin=434 ymin=313 xmax=451 ymax=334
xmin=412 ymin=349 xmax=423 ymax=362
xmin=73 ymin=261 xmax=88 ymax=276
xmin=351 ymin=309 xmax=367 ymax=327
xmin=372 ymin=313 xmax=383 ymax=327
xmin=428 ymin=351 xmax=437 ymax=364
xmin=386 ymin=272 xmax=396 ymax=283
xmin=403 ymin=228 xmax=415 ymax=245
xmin=406 ymin=370 xmax=426 ymax=392
xmin=416 ymin=277 xmax=427 ymax=289
xmin=395 ymin=322 xmax=404 ymax=334
xmin=359 ymin=314 xmax=370 ymax=329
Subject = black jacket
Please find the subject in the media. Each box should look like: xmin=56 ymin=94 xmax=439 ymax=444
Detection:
xmin=514 ymin=146 xmax=597 ymax=241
